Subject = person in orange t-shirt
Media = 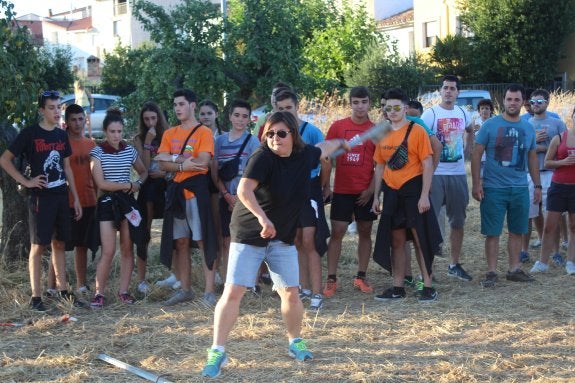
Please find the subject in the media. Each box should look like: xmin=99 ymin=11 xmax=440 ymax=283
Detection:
xmin=156 ymin=89 xmax=217 ymax=307
xmin=47 ymin=104 xmax=96 ymax=297
xmin=372 ymin=88 xmax=441 ymax=303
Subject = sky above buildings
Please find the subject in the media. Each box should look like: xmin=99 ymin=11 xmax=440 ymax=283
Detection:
xmin=12 ymin=0 xmax=90 ymax=18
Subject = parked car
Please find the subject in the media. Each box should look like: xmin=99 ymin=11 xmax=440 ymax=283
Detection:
xmin=60 ymin=94 xmax=121 ymax=138
xmin=455 ymin=90 xmax=491 ymax=112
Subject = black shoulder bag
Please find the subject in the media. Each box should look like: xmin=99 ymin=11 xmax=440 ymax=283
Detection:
xmin=218 ymin=134 xmax=252 ymax=182
xmin=387 ymin=121 xmax=415 ymax=171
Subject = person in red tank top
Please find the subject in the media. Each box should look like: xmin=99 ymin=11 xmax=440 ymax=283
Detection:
xmin=532 ymin=109 xmax=575 ymax=274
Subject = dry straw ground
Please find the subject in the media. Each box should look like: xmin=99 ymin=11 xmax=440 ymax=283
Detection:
xmin=2 ymin=93 xmax=575 ymax=382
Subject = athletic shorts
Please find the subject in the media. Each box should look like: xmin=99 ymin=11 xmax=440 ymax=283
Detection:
xmin=330 ymin=193 xmax=376 ymax=223
xmin=28 ymin=192 xmax=71 ymax=245
xmin=298 ymin=177 xmax=323 ymax=228
xmin=480 ymin=187 xmax=529 ymax=236
xmin=173 ymin=197 xmax=202 ymax=241
xmin=67 ymin=206 xmax=95 ymax=249
xmin=546 ymin=182 xmax=575 ymax=214
xmin=219 ymin=196 xmax=233 ymax=238
xmin=226 ymin=241 xmax=299 ymax=288
xmin=527 ymin=171 xmax=551 ymax=218
xmin=430 ymin=174 xmax=468 ymax=229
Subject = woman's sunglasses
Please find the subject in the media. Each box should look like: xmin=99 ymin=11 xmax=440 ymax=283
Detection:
xmin=265 ymin=130 xmax=291 ymax=139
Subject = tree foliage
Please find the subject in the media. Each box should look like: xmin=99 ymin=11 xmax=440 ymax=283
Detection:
xmin=346 ymin=40 xmax=437 ymax=100
xmin=458 ymin=0 xmax=575 ymax=85
xmin=38 ymin=45 xmax=75 ymax=93
xmin=0 ymin=0 xmax=46 ymax=260
xmin=302 ymin=1 xmax=382 ymax=92
xmin=430 ymin=34 xmax=477 ymax=82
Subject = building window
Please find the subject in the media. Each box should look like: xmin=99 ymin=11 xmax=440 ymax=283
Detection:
xmin=408 ymin=31 xmax=414 ymax=55
xmin=114 ymin=0 xmax=127 ymax=16
xmin=51 ymin=31 xmax=59 ymax=44
xmin=113 ymin=21 xmax=120 ymax=37
xmin=456 ymin=16 xmax=473 ymax=37
xmin=424 ymin=20 xmax=437 ymax=48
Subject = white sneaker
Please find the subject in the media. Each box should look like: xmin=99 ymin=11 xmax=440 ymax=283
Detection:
xmin=171 ymin=280 xmax=181 ymax=289
xmin=347 ymin=221 xmax=357 ymax=235
xmin=561 ymin=240 xmax=569 ymax=250
xmin=214 ymin=271 xmax=223 ymax=286
xmin=155 ymin=273 xmax=177 ymax=287
xmin=530 ymin=261 xmax=549 ymax=273
xmin=309 ymin=294 xmax=323 ymax=310
xmin=565 ymin=261 xmax=575 ymax=275
xmin=137 ymin=280 xmax=151 ymax=294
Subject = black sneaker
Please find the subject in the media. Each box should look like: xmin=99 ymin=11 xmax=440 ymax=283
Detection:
xmin=480 ymin=272 xmax=498 ymax=287
xmin=447 ymin=263 xmax=473 ymax=281
xmin=30 ymin=298 xmax=47 ymax=312
xmin=506 ymin=269 xmax=535 ymax=283
xmin=374 ymin=287 xmax=406 ymax=301
xmin=417 ymin=287 xmax=438 ymax=302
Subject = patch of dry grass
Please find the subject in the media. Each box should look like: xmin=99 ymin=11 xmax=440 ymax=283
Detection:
xmin=2 ymin=93 xmax=575 ymax=382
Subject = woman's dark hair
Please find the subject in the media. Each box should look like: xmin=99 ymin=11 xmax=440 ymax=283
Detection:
xmin=137 ymin=101 xmax=168 ymax=142
xmin=261 ymin=111 xmax=305 ymax=153
xmin=198 ymin=99 xmax=221 ymax=135
xmin=103 ymin=107 xmax=124 ymax=131
xmin=477 ymin=99 xmax=494 ymax=113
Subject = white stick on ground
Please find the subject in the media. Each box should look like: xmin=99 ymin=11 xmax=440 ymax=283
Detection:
xmin=97 ymin=354 xmax=174 ymax=383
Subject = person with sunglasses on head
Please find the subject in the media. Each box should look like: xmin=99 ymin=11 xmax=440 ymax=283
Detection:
xmin=201 ymin=111 xmax=349 ymax=378
xmin=210 ymin=99 xmax=259 ymax=306
xmin=322 ymin=86 xmax=377 ymax=299
xmin=421 ymin=74 xmax=474 ymax=283
xmin=523 ymin=89 xmax=567 ymax=271
xmin=0 ymin=90 xmax=83 ymax=311
xmin=471 ymin=84 xmax=540 ymax=287
xmin=372 ymin=88 xmax=442 ymax=302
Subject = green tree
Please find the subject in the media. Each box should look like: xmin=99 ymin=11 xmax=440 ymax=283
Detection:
xmin=38 ymin=45 xmax=75 ymax=93
xmin=0 ymin=0 xmax=45 ymax=261
xmin=458 ymin=0 xmax=575 ymax=84
xmin=223 ymin=0 xmax=312 ymax=103
xmin=346 ymin=40 xmax=437 ymax=100
xmin=100 ymin=44 xmax=142 ymax=97
xmin=303 ymin=1 xmax=382 ymax=92
xmin=430 ymin=34 xmax=478 ymax=82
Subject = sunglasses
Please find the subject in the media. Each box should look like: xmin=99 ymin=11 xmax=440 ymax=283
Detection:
xmin=384 ymin=105 xmax=403 ymax=112
xmin=265 ymin=130 xmax=291 ymax=139
xmin=41 ymin=90 xmax=60 ymax=97
xmin=529 ymin=99 xmax=547 ymax=105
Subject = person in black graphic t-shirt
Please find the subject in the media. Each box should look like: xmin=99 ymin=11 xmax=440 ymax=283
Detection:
xmin=0 ymin=91 xmax=83 ymax=311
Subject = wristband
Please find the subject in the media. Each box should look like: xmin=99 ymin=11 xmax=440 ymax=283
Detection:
xmin=534 ymin=185 xmax=542 ymax=189
xmin=172 ymin=154 xmax=178 ymax=162
xmin=178 ymin=163 xmax=183 ymax=172
xmin=135 ymin=179 xmax=143 ymax=186
xmin=222 ymin=191 xmax=229 ymax=197
xmin=143 ymin=144 xmax=154 ymax=151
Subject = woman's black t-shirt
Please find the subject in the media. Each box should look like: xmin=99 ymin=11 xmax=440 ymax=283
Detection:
xmin=230 ymin=144 xmax=321 ymax=247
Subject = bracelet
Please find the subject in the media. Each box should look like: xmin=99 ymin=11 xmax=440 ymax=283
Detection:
xmin=178 ymin=163 xmax=183 ymax=172
xmin=222 ymin=191 xmax=229 ymax=197
xmin=143 ymin=144 xmax=154 ymax=151
xmin=135 ymin=179 xmax=143 ymax=186
xmin=534 ymin=184 xmax=542 ymax=189
xmin=172 ymin=154 xmax=179 ymax=162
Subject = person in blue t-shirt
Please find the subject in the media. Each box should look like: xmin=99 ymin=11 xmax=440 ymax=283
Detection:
xmin=471 ymin=84 xmax=541 ymax=288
